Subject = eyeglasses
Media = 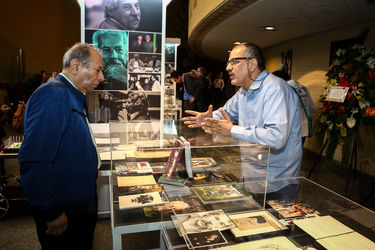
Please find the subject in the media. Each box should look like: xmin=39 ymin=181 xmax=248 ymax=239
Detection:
xmin=226 ymin=57 xmax=254 ymax=67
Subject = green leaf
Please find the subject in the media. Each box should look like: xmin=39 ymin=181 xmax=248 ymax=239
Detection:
xmin=340 ymin=127 xmax=347 ymax=137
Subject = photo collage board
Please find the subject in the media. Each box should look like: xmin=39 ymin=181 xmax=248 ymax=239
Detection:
xmin=82 ymin=0 xmax=164 ymax=122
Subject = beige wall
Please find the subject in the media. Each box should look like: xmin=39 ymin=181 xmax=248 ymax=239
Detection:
xmin=188 ymin=0 xmax=225 ymax=36
xmin=0 ymin=0 xmax=80 ymax=80
xmin=264 ymin=20 xmax=375 ymax=176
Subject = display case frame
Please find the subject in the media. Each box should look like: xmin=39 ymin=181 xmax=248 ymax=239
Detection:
xmin=108 ymin=120 xmax=271 ymax=249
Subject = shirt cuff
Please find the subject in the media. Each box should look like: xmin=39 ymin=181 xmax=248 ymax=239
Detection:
xmin=231 ymin=125 xmax=245 ymax=139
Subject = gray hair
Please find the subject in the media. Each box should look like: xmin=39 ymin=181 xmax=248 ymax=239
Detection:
xmin=62 ymin=43 xmax=100 ymax=69
xmin=92 ymin=30 xmax=128 ymax=48
xmin=239 ymin=42 xmax=265 ymax=71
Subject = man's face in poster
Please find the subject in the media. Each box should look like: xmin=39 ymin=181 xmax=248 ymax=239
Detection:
xmin=94 ymin=31 xmax=128 ymax=84
xmin=111 ymin=0 xmax=141 ymax=30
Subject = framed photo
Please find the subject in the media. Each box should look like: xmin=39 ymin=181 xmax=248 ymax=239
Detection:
xmin=229 ymin=210 xmax=288 ymax=237
xmin=185 ymin=230 xmax=227 ymax=249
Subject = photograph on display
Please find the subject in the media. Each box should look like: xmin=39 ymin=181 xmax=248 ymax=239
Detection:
xmin=165 ymin=44 xmax=176 ymax=63
xmin=229 ymin=210 xmax=287 ymax=238
xmin=86 ymin=90 xmax=161 ymax=123
xmin=129 ymin=32 xmax=161 ymax=53
xmin=192 ymin=157 xmax=217 ymax=168
xmin=128 ymin=53 xmax=161 ymax=73
xmin=115 ymin=161 xmax=153 ymax=175
xmin=193 ymin=184 xmax=244 ymax=204
xmin=117 ymin=175 xmax=156 ymax=187
xmin=85 ymin=29 xmax=128 ymax=90
xmin=169 ymin=195 xmax=208 ymax=214
xmin=117 ymin=184 xmax=162 ymax=196
xmin=189 ymin=172 xmax=237 ymax=186
xmin=267 ymin=200 xmax=320 ymax=219
xmin=85 ymin=0 xmax=162 ymax=33
xmin=185 ymin=230 xmax=227 ymax=249
xmin=128 ymin=73 xmax=161 ymax=91
xmin=118 ymin=191 xmax=164 ymax=210
xmin=143 ymin=196 xmax=208 ymax=218
xmin=174 ymin=210 xmax=235 ymax=234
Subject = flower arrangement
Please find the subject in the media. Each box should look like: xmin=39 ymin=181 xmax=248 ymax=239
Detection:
xmin=317 ymin=44 xmax=375 ymax=165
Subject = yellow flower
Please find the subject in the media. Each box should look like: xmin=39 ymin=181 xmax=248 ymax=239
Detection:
xmin=358 ymin=82 xmax=364 ymax=87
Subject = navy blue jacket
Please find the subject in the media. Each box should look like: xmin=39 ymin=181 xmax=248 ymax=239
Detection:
xmin=18 ymin=74 xmax=98 ymax=221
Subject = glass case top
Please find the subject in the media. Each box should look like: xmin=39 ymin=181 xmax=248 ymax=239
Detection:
xmin=107 ymin=120 xmax=270 ymax=151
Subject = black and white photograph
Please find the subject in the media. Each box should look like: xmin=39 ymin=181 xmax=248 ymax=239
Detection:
xmin=86 ymin=90 xmax=161 ymax=122
xmin=185 ymin=230 xmax=227 ymax=249
xmin=128 ymin=53 xmax=161 ymax=73
xmin=118 ymin=192 xmax=164 ymax=210
xmin=128 ymin=73 xmax=161 ymax=91
xmin=129 ymin=32 xmax=161 ymax=53
xmin=86 ymin=29 xmax=128 ymax=90
xmin=165 ymin=43 xmax=176 ymax=63
xmin=175 ymin=210 xmax=235 ymax=234
xmin=85 ymin=0 xmax=162 ymax=33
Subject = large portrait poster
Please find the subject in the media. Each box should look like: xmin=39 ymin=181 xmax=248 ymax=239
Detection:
xmin=81 ymin=0 xmax=164 ymax=122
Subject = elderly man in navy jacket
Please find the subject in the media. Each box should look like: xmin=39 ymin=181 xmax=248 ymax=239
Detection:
xmin=19 ymin=43 xmax=104 ymax=250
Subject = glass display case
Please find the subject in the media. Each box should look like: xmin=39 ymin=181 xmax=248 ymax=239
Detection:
xmin=161 ymin=177 xmax=375 ymax=249
xmin=108 ymin=120 xmax=271 ymax=250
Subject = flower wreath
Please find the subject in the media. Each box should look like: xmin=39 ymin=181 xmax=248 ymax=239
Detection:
xmin=317 ymin=44 xmax=375 ymax=165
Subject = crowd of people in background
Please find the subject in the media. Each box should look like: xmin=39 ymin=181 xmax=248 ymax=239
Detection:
xmin=171 ymin=66 xmax=236 ymax=116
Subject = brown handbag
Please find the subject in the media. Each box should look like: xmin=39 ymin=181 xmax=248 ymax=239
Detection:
xmin=12 ymin=101 xmax=26 ymax=133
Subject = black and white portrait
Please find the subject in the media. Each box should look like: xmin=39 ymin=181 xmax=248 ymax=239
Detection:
xmin=85 ymin=0 xmax=162 ymax=33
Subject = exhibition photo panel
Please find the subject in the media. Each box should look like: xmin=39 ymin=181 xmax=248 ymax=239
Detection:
xmin=84 ymin=0 xmax=162 ymax=33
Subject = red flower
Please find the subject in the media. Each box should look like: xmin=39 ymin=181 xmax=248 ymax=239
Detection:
xmin=342 ymin=64 xmax=351 ymax=70
xmin=338 ymin=106 xmax=345 ymax=114
xmin=348 ymin=83 xmax=357 ymax=89
xmin=366 ymin=107 xmax=375 ymax=117
xmin=322 ymin=102 xmax=331 ymax=113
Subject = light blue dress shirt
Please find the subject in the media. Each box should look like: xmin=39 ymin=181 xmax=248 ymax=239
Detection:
xmin=212 ymin=70 xmax=302 ymax=184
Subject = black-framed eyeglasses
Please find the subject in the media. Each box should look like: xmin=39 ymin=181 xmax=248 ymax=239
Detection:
xmin=226 ymin=57 xmax=255 ymax=67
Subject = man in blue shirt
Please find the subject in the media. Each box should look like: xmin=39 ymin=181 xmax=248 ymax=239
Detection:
xmin=182 ymin=42 xmax=302 ymax=195
xmin=18 ymin=43 xmax=104 ymax=249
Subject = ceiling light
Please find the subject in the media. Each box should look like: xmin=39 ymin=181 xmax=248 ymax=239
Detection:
xmin=233 ymin=42 xmax=241 ymax=45
xmin=264 ymin=26 xmax=275 ymax=31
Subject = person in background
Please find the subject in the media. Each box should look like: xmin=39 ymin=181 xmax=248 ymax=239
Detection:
xmin=196 ymin=66 xmax=209 ymax=112
xmin=272 ymin=70 xmax=316 ymax=145
xmin=18 ymin=43 xmax=104 ymax=250
xmin=98 ymin=0 xmax=141 ymax=31
xmin=213 ymin=71 xmax=225 ymax=108
xmin=171 ymin=70 xmax=203 ymax=116
xmin=93 ymin=30 xmax=128 ymax=89
xmin=40 ymin=70 xmax=48 ymax=83
xmin=182 ymin=42 xmax=302 ymax=197
xmin=48 ymin=71 xmax=59 ymax=81
xmin=22 ymin=73 xmax=43 ymax=103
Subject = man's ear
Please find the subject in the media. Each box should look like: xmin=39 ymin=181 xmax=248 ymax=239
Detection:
xmin=70 ymin=58 xmax=82 ymax=75
xmin=248 ymin=58 xmax=257 ymax=71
